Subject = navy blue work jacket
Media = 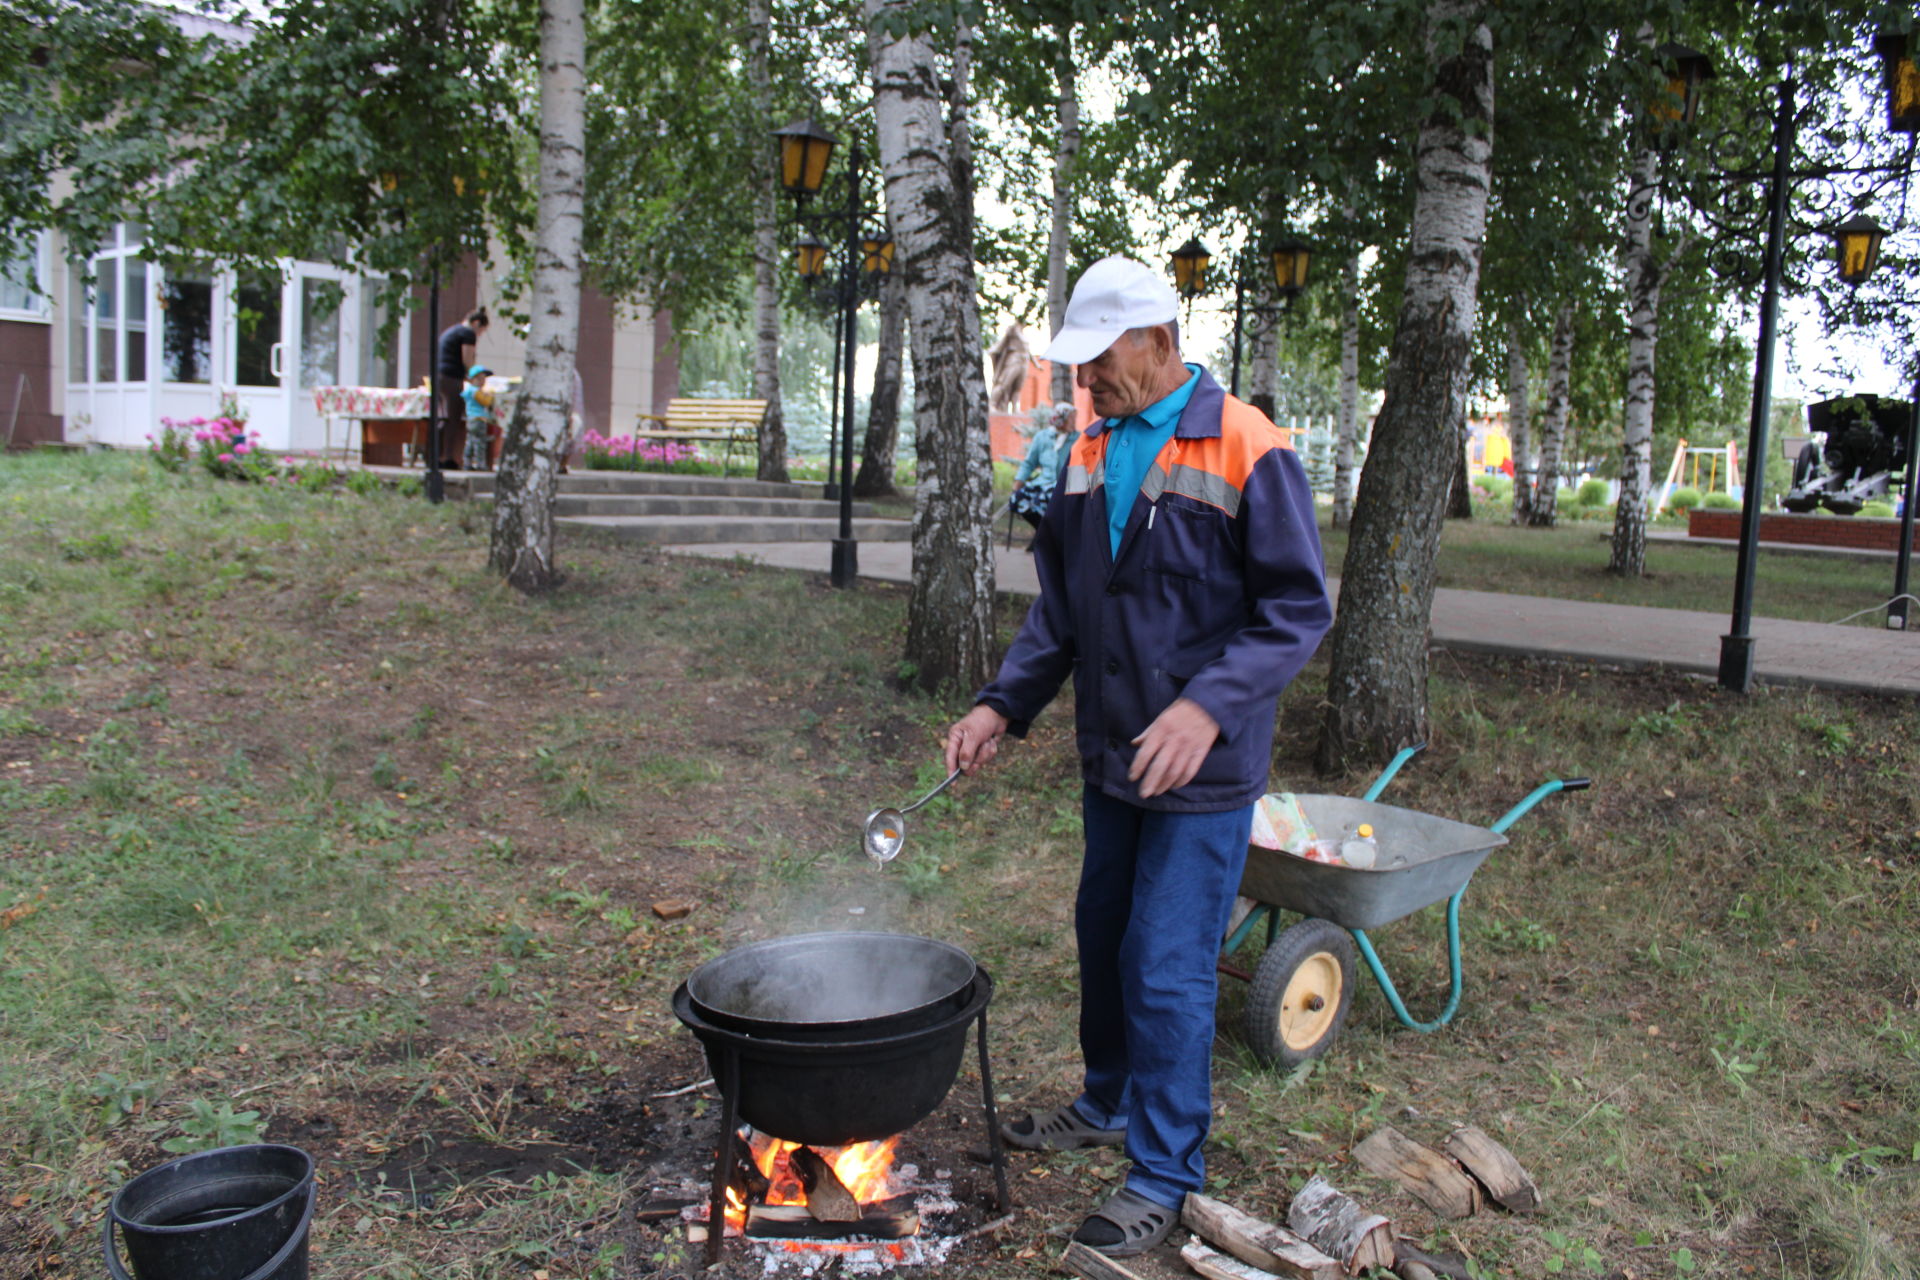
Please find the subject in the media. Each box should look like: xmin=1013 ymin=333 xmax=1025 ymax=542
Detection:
xmin=976 ymin=368 xmax=1333 ymax=812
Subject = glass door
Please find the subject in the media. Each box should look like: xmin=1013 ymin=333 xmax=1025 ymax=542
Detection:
xmin=287 ymin=267 xmax=356 ymax=454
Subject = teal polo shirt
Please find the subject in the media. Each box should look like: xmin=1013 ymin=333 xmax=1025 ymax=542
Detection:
xmin=1103 ymin=363 xmax=1201 ymax=557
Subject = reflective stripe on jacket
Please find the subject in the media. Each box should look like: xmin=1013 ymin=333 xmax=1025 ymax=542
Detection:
xmin=976 ymin=367 xmax=1333 ymax=812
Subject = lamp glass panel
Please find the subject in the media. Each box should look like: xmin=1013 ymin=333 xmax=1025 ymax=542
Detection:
xmin=780 ymin=136 xmax=805 ymax=189
xmin=1839 ymin=231 xmax=1882 ymax=283
xmin=1893 ymin=57 xmax=1920 ymax=130
xmin=802 ymin=137 xmax=833 ymax=193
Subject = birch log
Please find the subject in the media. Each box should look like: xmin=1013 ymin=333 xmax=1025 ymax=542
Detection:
xmin=1285 ymin=1176 xmax=1394 ymax=1274
xmin=1182 ymin=1194 xmax=1344 ymax=1280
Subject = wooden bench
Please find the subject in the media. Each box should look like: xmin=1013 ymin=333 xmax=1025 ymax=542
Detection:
xmin=635 ymin=397 xmax=767 ymax=476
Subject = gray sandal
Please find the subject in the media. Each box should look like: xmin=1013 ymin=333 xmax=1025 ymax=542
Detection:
xmin=1072 ymin=1187 xmax=1180 ymax=1256
xmin=1000 ymin=1103 xmax=1125 ymax=1151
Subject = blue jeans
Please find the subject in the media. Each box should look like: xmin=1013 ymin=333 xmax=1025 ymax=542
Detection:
xmin=1072 ymin=786 xmax=1253 ymax=1209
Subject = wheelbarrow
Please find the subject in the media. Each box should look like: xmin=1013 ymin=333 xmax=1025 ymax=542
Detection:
xmin=1221 ymin=746 xmax=1591 ymax=1066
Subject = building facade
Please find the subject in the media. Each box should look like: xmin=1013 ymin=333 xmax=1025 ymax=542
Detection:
xmin=1 ymin=224 xmax=681 ymax=455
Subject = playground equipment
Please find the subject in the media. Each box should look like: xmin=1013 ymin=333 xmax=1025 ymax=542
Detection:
xmin=1782 ymin=395 xmax=1914 ymax=516
xmin=1654 ymin=438 xmax=1740 ymax=513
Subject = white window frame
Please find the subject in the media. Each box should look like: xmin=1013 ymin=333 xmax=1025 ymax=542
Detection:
xmin=0 ymin=230 xmax=53 ymax=324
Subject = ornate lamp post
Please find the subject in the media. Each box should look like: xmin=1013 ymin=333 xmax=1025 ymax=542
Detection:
xmin=1666 ymin=39 xmax=1916 ymax=687
xmin=773 ymin=116 xmax=890 ymax=589
xmin=1171 ymin=237 xmax=1314 ymax=399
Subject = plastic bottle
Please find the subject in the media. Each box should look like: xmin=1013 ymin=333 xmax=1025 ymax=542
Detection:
xmin=1339 ymin=822 xmax=1378 ymax=869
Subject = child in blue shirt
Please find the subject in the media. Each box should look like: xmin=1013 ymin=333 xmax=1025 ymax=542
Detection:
xmin=461 ymin=365 xmax=496 ymax=471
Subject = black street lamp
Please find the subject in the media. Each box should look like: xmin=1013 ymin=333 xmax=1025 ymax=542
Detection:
xmin=1663 ymin=41 xmax=1916 ymax=689
xmin=1172 ymin=238 xmax=1315 ymax=400
xmin=773 ymin=115 xmax=886 ymax=589
xmin=1170 ymin=239 xmax=1213 ymax=300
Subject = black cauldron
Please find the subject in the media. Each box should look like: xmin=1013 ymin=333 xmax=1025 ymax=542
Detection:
xmin=673 ymin=932 xmax=991 ymax=1147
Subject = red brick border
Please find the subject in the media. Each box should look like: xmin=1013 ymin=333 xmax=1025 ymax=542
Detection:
xmin=1688 ymin=508 xmax=1919 ymax=552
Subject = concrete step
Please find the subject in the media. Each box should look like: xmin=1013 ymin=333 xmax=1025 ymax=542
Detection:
xmin=560 ymin=514 xmax=913 ymax=545
xmin=549 ymin=494 xmax=878 ymax=519
xmin=463 ymin=470 xmax=821 ymax=500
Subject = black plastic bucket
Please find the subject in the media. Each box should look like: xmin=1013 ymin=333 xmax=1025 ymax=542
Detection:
xmin=104 ymin=1144 xmax=314 ymax=1280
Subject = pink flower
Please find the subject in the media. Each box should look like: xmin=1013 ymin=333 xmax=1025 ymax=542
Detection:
xmin=234 ymin=442 xmax=251 ymax=454
xmin=218 ymin=453 xmax=236 ymax=464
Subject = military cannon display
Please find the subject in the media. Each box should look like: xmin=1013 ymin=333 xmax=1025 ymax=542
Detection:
xmin=1783 ymin=394 xmax=1913 ymax=516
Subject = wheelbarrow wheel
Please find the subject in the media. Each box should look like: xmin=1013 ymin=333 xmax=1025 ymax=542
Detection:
xmin=1244 ymin=919 xmax=1356 ymax=1067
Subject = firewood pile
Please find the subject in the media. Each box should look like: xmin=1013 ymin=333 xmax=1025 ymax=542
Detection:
xmin=1062 ymin=1125 xmax=1540 ymax=1280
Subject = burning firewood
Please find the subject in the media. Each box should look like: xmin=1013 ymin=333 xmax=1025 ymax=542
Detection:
xmin=744 ymin=1194 xmax=919 ymax=1240
xmin=1180 ymin=1193 xmax=1344 ymax=1280
xmin=1285 ymin=1175 xmax=1394 ymax=1275
xmin=789 ymin=1145 xmax=862 ymax=1222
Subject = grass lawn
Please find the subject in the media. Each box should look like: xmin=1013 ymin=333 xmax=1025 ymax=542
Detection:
xmin=1316 ymin=507 xmax=1905 ymax=627
xmin=0 ymin=451 xmax=1915 ymax=1279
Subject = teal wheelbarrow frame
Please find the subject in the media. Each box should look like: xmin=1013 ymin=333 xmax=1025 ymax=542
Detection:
xmin=1221 ymin=747 xmax=1591 ymax=1066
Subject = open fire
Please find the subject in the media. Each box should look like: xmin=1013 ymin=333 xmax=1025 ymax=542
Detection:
xmin=690 ymin=1128 xmax=923 ymax=1247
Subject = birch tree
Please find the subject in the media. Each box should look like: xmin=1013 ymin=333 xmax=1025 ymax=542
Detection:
xmin=488 ymin=0 xmax=584 ymax=592
xmin=1316 ymin=0 xmax=1494 ymax=769
xmin=1607 ymin=140 xmax=1665 ymax=575
xmin=1333 ymin=252 xmax=1363 ymax=529
xmin=745 ymin=0 xmax=789 ymax=483
xmin=866 ymin=0 xmax=996 ymax=693
xmin=854 ymin=265 xmax=907 ymax=497
xmin=1506 ymin=319 xmax=1535 ymax=524
xmin=1046 ymin=28 xmax=1081 ymax=406
xmin=1530 ymin=301 xmax=1575 ymax=526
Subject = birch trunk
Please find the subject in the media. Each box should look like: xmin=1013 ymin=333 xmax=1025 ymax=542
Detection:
xmin=867 ymin=0 xmax=996 ymax=693
xmin=1529 ymin=301 xmax=1574 ymax=527
xmin=1609 ymin=141 xmax=1661 ymax=575
xmin=488 ymin=0 xmax=583 ymax=593
xmin=1333 ymin=252 xmax=1361 ymax=530
xmin=1047 ymin=30 xmax=1080 ymax=406
xmin=1448 ymin=439 xmax=1474 ymax=518
xmin=1507 ymin=318 xmax=1534 ymax=525
xmin=746 ymin=0 xmax=788 ymax=482
xmin=854 ymin=264 xmax=906 ymax=497
xmin=1316 ymin=0 xmax=1493 ymax=771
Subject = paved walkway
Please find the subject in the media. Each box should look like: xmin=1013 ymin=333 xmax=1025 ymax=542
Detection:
xmin=661 ymin=540 xmax=1920 ymax=697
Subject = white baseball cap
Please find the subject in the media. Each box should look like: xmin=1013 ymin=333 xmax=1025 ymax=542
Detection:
xmin=1041 ymin=256 xmax=1180 ymax=366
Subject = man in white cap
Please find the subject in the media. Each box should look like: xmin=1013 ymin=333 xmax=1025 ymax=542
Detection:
xmin=946 ymin=256 xmax=1333 ymax=1256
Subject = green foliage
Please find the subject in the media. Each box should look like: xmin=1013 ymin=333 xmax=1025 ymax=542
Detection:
xmin=1861 ymin=500 xmax=1895 ymax=518
xmin=1668 ymin=486 xmax=1704 ymax=510
xmin=1575 ymin=478 xmax=1610 ymax=507
xmin=1701 ymin=492 xmax=1740 ymax=510
xmin=160 ymin=1098 xmax=263 ymax=1154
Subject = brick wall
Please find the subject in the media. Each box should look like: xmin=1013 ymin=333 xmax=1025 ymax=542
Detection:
xmin=1689 ymin=508 xmax=1919 ymax=552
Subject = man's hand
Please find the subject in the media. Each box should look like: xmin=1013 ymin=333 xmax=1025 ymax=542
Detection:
xmin=1129 ymin=698 xmax=1220 ymax=798
xmin=946 ymin=705 xmax=1010 ymax=776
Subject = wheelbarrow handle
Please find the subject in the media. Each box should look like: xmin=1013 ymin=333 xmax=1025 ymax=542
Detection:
xmin=1359 ymin=742 xmax=1427 ymax=802
xmin=1489 ymin=776 xmax=1593 ymax=834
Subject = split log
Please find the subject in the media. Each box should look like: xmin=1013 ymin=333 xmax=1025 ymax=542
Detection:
xmin=1183 ymin=1239 xmax=1286 ymax=1280
xmin=652 ymin=899 xmax=693 ymax=920
xmin=1391 ymin=1261 xmax=1439 ymax=1280
xmin=788 ymin=1145 xmax=861 ymax=1222
xmin=1181 ymin=1193 xmax=1343 ymax=1280
xmin=1063 ymin=1240 xmax=1157 ymax=1280
xmin=743 ymin=1194 xmax=919 ymax=1239
xmin=1440 ymin=1126 xmax=1540 ymax=1213
xmin=1352 ymin=1127 xmax=1481 ymax=1219
xmin=1285 ymin=1176 xmax=1394 ymax=1275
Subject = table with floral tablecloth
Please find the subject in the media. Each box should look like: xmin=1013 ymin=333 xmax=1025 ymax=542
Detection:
xmin=314 ymin=383 xmax=518 ymax=465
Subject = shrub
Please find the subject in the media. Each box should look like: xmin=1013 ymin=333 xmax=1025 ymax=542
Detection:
xmin=1668 ymin=486 xmax=1703 ymax=510
xmin=1576 ymin=478 xmax=1610 ymax=507
xmin=1861 ymin=500 xmax=1896 ymax=518
xmin=1701 ymin=491 xmax=1740 ymax=510
xmin=1480 ymin=473 xmax=1514 ymax=501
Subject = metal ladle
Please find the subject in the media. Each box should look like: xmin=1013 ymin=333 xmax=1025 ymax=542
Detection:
xmin=863 ymin=768 xmax=961 ymax=863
